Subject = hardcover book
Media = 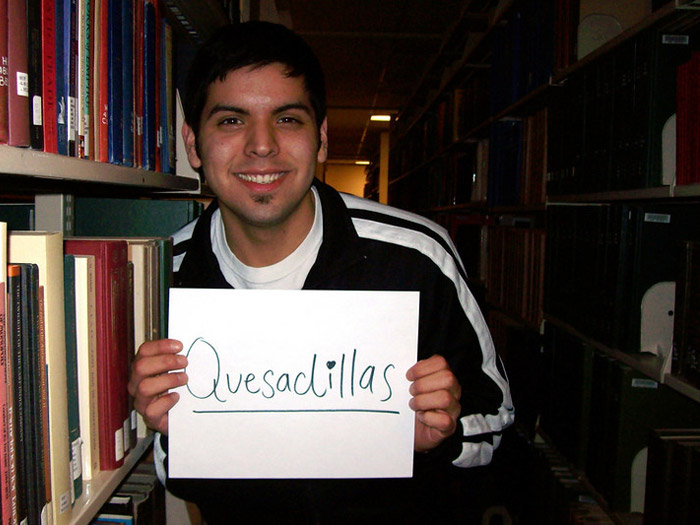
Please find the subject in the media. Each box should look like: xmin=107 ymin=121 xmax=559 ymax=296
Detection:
xmin=8 ymin=231 xmax=72 ymax=525
xmin=64 ymin=239 xmax=130 ymax=472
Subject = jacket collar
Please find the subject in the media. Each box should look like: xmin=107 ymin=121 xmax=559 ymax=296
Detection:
xmin=175 ymin=178 xmax=365 ymax=289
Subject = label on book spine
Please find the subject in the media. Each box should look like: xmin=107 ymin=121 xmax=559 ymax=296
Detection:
xmin=71 ymin=438 xmax=82 ymax=480
xmin=114 ymin=427 xmax=124 ymax=462
xmin=32 ymin=96 xmax=42 ymax=125
xmin=69 ymin=96 xmax=77 ymax=141
xmin=16 ymin=71 xmax=28 ymax=96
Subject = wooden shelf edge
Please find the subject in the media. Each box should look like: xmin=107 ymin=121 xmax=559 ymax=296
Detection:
xmin=0 ymin=146 xmax=199 ymax=192
xmin=544 ymin=316 xmax=666 ymax=382
xmin=70 ymin=435 xmax=155 ymax=525
xmin=70 ymin=435 xmax=153 ymax=525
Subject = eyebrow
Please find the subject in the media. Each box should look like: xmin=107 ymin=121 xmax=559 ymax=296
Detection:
xmin=206 ymin=102 xmax=314 ymax=121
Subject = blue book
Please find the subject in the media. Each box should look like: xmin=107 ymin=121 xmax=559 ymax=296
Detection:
xmin=55 ymin=0 xmax=69 ymax=156
xmin=108 ymin=0 xmax=123 ymax=164
xmin=68 ymin=0 xmax=78 ymax=156
xmin=159 ymin=17 xmax=169 ymax=173
xmin=142 ymin=1 xmax=157 ymax=170
xmin=121 ymin=0 xmax=134 ymax=167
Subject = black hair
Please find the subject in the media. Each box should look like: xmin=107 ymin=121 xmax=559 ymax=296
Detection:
xmin=183 ymin=21 xmax=327 ymax=138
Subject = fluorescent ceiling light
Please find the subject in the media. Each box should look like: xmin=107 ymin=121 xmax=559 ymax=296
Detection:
xmin=370 ymin=115 xmax=392 ymax=122
xmin=355 ymin=160 xmax=370 ymax=165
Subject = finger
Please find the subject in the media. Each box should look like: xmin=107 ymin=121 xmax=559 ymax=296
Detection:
xmin=409 ymin=389 xmax=460 ymax=416
xmin=142 ymin=392 xmax=180 ymax=435
xmin=406 ymin=354 xmax=449 ymax=381
xmin=409 ymin=368 xmax=460 ymax=397
xmin=129 ymin=353 xmax=188 ymax=395
xmin=416 ymin=409 xmax=458 ymax=435
xmin=132 ymin=372 xmax=188 ymax=408
xmin=136 ymin=339 xmax=183 ymax=358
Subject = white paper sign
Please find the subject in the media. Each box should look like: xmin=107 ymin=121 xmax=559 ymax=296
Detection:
xmin=168 ymin=289 xmax=419 ymax=479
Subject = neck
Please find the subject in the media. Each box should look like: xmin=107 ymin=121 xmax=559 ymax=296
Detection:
xmin=220 ymin=191 xmax=315 ymax=268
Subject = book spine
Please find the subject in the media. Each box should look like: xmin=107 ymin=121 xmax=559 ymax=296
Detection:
xmin=63 ymin=255 xmax=82 ymax=503
xmin=76 ymin=0 xmax=89 ymax=158
xmin=107 ymin=0 xmax=122 ymax=165
xmin=7 ymin=0 xmax=30 ymax=147
xmin=0 ymin=223 xmax=11 ymax=524
xmin=6 ymin=264 xmax=26 ymax=523
xmin=142 ymin=0 xmax=156 ymax=170
xmin=26 ymin=0 xmax=43 ymax=150
xmin=133 ymin=0 xmax=144 ymax=168
xmin=68 ymin=0 xmax=78 ymax=157
xmin=0 ymin=0 xmax=8 ymax=144
xmin=121 ymin=0 xmax=134 ymax=167
xmin=97 ymin=0 xmax=108 ymax=162
xmin=41 ymin=0 xmax=57 ymax=153
xmin=55 ymin=0 xmax=69 ymax=155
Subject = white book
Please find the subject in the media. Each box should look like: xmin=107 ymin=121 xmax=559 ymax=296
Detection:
xmin=74 ymin=254 xmax=100 ymax=481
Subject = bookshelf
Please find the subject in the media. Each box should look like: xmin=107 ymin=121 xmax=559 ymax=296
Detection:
xmin=387 ymin=0 xmax=700 ymax=521
xmin=0 ymin=1 xmax=232 ymax=524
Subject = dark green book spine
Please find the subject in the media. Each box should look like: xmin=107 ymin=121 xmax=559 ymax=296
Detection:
xmin=64 ymin=254 xmax=83 ymax=502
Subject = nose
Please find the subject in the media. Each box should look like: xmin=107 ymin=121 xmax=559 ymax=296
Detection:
xmin=244 ymin=121 xmax=279 ymax=158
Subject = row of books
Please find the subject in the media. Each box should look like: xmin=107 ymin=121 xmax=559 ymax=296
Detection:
xmin=0 ymin=223 xmax=175 ymax=524
xmin=390 ymin=108 xmax=547 ymax=212
xmin=544 ymin=202 xmax=700 ymax=354
xmin=486 ymin=224 xmax=545 ymax=329
xmin=0 ymin=0 xmax=176 ymax=173
xmin=92 ymin=461 xmax=165 ymax=524
xmin=547 ymin=25 xmax=700 ymax=195
xmin=485 ymin=109 xmax=547 ymax=209
xmin=489 ymin=1 xmax=554 ymax=115
xmin=673 ymin=241 xmax=700 ymax=389
xmin=644 ymin=428 xmax=700 ymax=524
xmin=539 ymin=323 xmax=700 ymax=514
xmin=388 ymin=139 xmax=488 ymax=212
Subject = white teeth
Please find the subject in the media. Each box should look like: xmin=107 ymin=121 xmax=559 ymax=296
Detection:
xmin=236 ymin=172 xmax=284 ymax=184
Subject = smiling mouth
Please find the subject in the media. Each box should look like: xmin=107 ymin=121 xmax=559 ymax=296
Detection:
xmin=235 ymin=172 xmax=286 ymax=184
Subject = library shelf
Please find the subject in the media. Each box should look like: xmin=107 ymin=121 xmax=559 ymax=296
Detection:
xmin=663 ymin=374 xmax=700 ymax=404
xmin=546 ymin=186 xmax=674 ymax=203
xmin=70 ymin=435 xmax=155 ymax=525
xmin=396 ymin=0 xmax=516 ymax=142
xmin=543 ymin=315 xmax=700 ymax=402
xmin=0 ymin=145 xmax=199 ymax=192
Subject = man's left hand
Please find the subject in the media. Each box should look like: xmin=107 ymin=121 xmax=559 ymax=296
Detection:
xmin=406 ymin=355 xmax=462 ymax=452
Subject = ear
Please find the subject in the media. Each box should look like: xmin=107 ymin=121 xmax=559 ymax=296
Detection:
xmin=317 ymin=117 xmax=328 ymax=164
xmin=182 ymin=122 xmax=203 ymax=170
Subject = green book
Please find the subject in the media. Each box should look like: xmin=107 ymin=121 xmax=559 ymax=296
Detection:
xmin=63 ymin=254 xmax=83 ymax=503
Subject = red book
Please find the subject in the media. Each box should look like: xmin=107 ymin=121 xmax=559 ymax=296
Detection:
xmin=40 ymin=0 xmax=57 ymax=153
xmin=95 ymin=0 xmax=109 ymax=162
xmin=7 ymin=0 xmax=30 ymax=147
xmin=0 ymin=0 xmax=9 ymax=143
xmin=0 ymin=224 xmax=12 ymax=524
xmin=64 ymin=239 xmax=131 ymax=471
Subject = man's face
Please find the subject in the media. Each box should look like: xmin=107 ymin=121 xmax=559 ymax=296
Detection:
xmin=184 ymin=63 xmax=328 ymax=233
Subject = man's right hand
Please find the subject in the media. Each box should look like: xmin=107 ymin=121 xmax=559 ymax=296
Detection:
xmin=128 ymin=339 xmax=189 ymax=435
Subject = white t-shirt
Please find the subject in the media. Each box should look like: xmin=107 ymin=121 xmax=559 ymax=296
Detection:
xmin=210 ymin=186 xmax=323 ymax=290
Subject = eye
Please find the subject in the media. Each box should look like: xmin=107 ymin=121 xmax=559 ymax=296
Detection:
xmin=219 ymin=116 xmax=243 ymax=126
xmin=278 ymin=115 xmax=304 ymax=125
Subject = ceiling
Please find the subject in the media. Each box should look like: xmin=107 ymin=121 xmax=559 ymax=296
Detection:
xmin=255 ymin=0 xmax=468 ymax=163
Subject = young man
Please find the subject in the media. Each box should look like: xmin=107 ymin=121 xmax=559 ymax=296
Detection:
xmin=129 ymin=21 xmax=514 ymax=522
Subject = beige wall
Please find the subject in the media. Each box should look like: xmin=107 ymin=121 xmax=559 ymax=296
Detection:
xmin=321 ymin=164 xmax=367 ymax=197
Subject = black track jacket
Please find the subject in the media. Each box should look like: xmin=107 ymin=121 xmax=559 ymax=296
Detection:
xmin=156 ymin=179 xmax=514 ymax=523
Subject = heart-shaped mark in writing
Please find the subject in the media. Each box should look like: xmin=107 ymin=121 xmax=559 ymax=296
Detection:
xmin=326 ymin=361 xmax=336 ymax=370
